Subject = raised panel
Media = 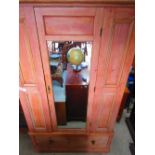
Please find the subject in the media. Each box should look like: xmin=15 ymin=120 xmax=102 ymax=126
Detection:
xmin=90 ymin=8 xmax=134 ymax=132
xmin=95 ymin=8 xmax=134 ymax=88
xmin=35 ymin=7 xmax=96 ymax=39
xmin=19 ymin=6 xmax=53 ymax=132
xmin=19 ymin=14 xmax=46 ymax=130
xmin=44 ymin=16 xmax=94 ymax=35
xmin=26 ymin=87 xmax=46 ymax=129
xmin=97 ymin=93 xmax=115 ymax=129
xmin=105 ymin=19 xmax=132 ymax=85
xmin=91 ymin=88 xmax=116 ymax=131
xmin=19 ymin=19 xmax=35 ymax=84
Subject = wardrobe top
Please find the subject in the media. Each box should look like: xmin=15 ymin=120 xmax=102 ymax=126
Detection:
xmin=20 ymin=0 xmax=134 ymax=4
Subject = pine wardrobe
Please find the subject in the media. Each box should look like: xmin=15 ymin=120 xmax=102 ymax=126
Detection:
xmin=19 ymin=0 xmax=135 ymax=153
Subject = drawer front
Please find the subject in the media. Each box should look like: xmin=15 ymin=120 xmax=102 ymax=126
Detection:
xmin=32 ymin=133 xmax=112 ymax=152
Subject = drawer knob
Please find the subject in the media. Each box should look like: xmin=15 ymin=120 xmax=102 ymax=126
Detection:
xmin=49 ymin=140 xmax=54 ymax=144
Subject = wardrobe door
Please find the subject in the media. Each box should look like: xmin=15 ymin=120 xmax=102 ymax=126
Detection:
xmin=89 ymin=8 xmax=135 ymax=132
xmin=19 ymin=6 xmax=52 ymax=132
xmin=34 ymin=7 xmax=103 ymax=129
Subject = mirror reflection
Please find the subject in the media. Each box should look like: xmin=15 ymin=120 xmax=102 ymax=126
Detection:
xmin=47 ymin=41 xmax=92 ymax=128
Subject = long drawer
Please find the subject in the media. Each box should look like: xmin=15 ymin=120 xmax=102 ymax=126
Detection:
xmin=30 ymin=132 xmax=113 ymax=152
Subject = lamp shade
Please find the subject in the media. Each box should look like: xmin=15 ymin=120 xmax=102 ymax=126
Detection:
xmin=67 ymin=47 xmax=84 ymax=66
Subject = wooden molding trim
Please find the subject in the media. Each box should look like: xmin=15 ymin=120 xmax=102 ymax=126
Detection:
xmin=20 ymin=0 xmax=134 ymax=4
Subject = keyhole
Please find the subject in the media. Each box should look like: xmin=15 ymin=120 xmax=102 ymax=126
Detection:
xmin=49 ymin=139 xmax=54 ymax=144
xmin=91 ymin=140 xmax=95 ymax=145
xmin=47 ymin=85 xmax=50 ymax=93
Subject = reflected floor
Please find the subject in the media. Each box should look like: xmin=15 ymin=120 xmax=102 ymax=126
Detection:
xmin=58 ymin=121 xmax=85 ymax=129
xmin=52 ymin=71 xmax=66 ymax=102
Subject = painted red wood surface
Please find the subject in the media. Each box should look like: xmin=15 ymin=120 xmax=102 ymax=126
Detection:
xmin=19 ymin=3 xmax=134 ymax=153
xmin=91 ymin=8 xmax=135 ymax=131
xmin=34 ymin=7 xmax=103 ymax=131
xmin=29 ymin=131 xmax=113 ymax=152
xmin=19 ymin=6 xmax=52 ymax=132
xmin=44 ymin=16 xmax=94 ymax=35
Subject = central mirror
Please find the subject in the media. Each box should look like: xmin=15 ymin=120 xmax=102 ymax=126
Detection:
xmin=47 ymin=41 xmax=92 ymax=128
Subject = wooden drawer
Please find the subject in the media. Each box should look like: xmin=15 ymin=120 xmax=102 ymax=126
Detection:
xmin=31 ymin=132 xmax=113 ymax=152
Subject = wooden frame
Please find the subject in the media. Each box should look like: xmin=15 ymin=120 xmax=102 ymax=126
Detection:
xmin=19 ymin=6 xmax=52 ymax=132
xmin=34 ymin=6 xmax=104 ymax=132
xmin=19 ymin=1 xmax=134 ymax=152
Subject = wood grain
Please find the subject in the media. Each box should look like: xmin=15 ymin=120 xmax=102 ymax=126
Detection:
xmin=55 ymin=102 xmax=67 ymax=125
xmin=29 ymin=131 xmax=113 ymax=152
xmin=19 ymin=6 xmax=52 ymax=132
xmin=20 ymin=3 xmax=134 ymax=153
xmin=44 ymin=16 xmax=94 ymax=35
xmin=20 ymin=0 xmax=134 ymax=4
xmin=93 ymin=8 xmax=134 ymax=131
xmin=86 ymin=8 xmax=104 ymax=132
xmin=34 ymin=6 xmax=100 ymax=131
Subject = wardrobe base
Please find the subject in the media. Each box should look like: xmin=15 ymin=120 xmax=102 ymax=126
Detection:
xmin=29 ymin=131 xmax=113 ymax=153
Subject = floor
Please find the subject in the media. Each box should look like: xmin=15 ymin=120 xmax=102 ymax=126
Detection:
xmin=19 ymin=111 xmax=133 ymax=155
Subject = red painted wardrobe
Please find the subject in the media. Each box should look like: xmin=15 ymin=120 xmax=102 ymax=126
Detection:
xmin=19 ymin=0 xmax=135 ymax=152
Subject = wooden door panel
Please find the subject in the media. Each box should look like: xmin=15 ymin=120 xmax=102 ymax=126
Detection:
xmin=97 ymin=92 xmax=115 ymax=129
xmin=105 ymin=21 xmax=132 ymax=86
xmin=19 ymin=6 xmax=52 ymax=132
xmin=90 ymin=87 xmax=116 ymax=131
xmin=35 ymin=7 xmax=103 ymax=130
xmin=35 ymin=7 xmax=96 ymax=40
xmin=19 ymin=20 xmax=36 ymax=84
xmin=20 ymin=86 xmax=46 ymax=129
xmin=44 ymin=16 xmax=94 ymax=35
xmin=26 ymin=87 xmax=46 ymax=129
xmin=96 ymin=8 xmax=134 ymax=88
xmin=91 ymin=8 xmax=134 ymax=131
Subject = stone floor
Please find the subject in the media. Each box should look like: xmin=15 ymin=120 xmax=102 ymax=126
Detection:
xmin=19 ymin=112 xmax=133 ymax=155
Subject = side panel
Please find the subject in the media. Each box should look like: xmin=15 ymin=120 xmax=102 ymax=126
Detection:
xmin=91 ymin=8 xmax=135 ymax=131
xmin=19 ymin=6 xmax=52 ymax=132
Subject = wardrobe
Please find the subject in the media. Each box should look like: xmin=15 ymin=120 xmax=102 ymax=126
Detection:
xmin=19 ymin=0 xmax=135 ymax=153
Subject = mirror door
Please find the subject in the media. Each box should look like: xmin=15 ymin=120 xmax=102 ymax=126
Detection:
xmin=35 ymin=7 xmax=103 ymax=130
